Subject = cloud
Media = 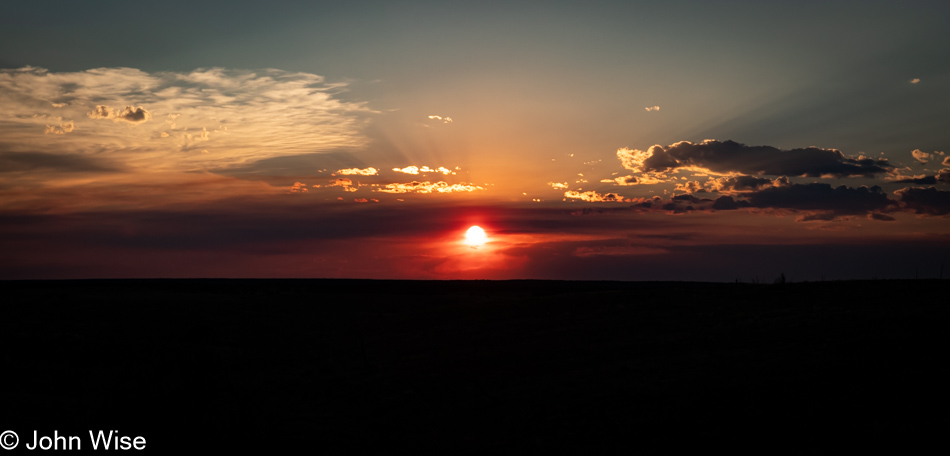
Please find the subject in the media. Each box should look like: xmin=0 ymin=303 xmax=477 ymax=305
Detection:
xmin=910 ymin=78 xmax=921 ymax=84
xmin=375 ymin=181 xmax=484 ymax=194
xmin=891 ymin=169 xmax=950 ymax=185
xmin=548 ymin=182 xmax=569 ymax=189
xmin=288 ymin=182 xmax=308 ymax=193
xmin=564 ymin=190 xmax=624 ymax=202
xmin=796 ymin=213 xmax=839 ymax=222
xmin=892 ymin=174 xmax=937 ymax=185
xmin=943 ymin=157 xmax=950 ymax=167
xmin=0 ymin=151 xmax=118 ymax=173
xmin=895 ymin=187 xmax=950 ymax=215
xmin=392 ymin=165 xmax=455 ymax=175
xmin=744 ymin=183 xmax=894 ymax=214
xmin=0 ymin=66 xmax=373 ymax=173
xmin=427 ymin=115 xmax=453 ymax=123
xmin=911 ymin=149 xmax=932 ymax=164
xmin=705 ymin=175 xmax=790 ymax=193
xmin=335 ymin=167 xmax=378 ymax=176
xmin=868 ymin=213 xmax=896 ymax=222
xmin=712 ymin=195 xmax=744 ymax=210
xmin=88 ymin=105 xmax=151 ymax=125
xmin=673 ymin=180 xmax=705 ymax=194
xmin=644 ymin=106 xmax=660 ymax=112
xmin=44 ymin=121 xmax=74 ymax=135
xmin=327 ymin=177 xmax=359 ymax=192
xmin=617 ymin=140 xmax=892 ymax=178
xmin=605 ymin=175 xmax=640 ymax=186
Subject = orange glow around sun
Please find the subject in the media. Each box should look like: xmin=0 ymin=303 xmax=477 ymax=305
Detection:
xmin=465 ymin=225 xmax=488 ymax=248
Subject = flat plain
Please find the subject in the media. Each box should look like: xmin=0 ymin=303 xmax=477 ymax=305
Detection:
xmin=3 ymin=279 xmax=947 ymax=451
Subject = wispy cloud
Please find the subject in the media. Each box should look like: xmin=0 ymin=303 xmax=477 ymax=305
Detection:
xmin=427 ymin=115 xmax=453 ymax=123
xmin=0 ymin=66 xmax=373 ymax=174
xmin=644 ymin=106 xmax=660 ymax=112
xmin=910 ymin=78 xmax=921 ymax=84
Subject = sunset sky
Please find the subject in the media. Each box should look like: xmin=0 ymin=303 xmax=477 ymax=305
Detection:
xmin=2 ymin=0 xmax=949 ymax=281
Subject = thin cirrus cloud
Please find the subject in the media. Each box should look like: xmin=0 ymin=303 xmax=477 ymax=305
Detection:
xmin=0 ymin=66 xmax=374 ymax=174
xmin=617 ymin=139 xmax=892 ymax=178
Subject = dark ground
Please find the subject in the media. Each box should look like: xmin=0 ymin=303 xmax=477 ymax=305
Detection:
xmin=2 ymin=279 xmax=948 ymax=451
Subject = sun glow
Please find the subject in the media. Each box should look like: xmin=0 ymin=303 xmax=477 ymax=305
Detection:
xmin=465 ymin=225 xmax=488 ymax=248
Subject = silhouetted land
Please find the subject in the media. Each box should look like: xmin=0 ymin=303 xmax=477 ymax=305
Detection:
xmin=3 ymin=279 xmax=947 ymax=451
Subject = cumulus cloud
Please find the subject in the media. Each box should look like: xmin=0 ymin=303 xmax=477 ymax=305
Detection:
xmin=44 ymin=121 xmax=75 ymax=135
xmin=711 ymin=195 xmax=744 ymax=210
xmin=703 ymin=175 xmax=790 ymax=193
xmin=891 ymin=169 xmax=950 ymax=185
xmin=911 ymin=149 xmax=932 ymax=164
xmin=673 ymin=180 xmax=705 ymax=194
xmin=375 ymin=181 xmax=484 ymax=194
xmin=744 ymin=183 xmax=894 ymax=214
xmin=549 ymin=182 xmax=569 ymax=189
xmin=644 ymin=106 xmax=660 ymax=112
xmin=335 ymin=167 xmax=378 ymax=176
xmin=602 ymin=175 xmax=640 ymax=186
xmin=617 ymin=140 xmax=892 ymax=178
xmin=392 ymin=165 xmax=455 ymax=175
xmin=892 ymin=174 xmax=937 ymax=185
xmin=427 ymin=115 xmax=453 ymax=123
xmin=943 ymin=157 xmax=950 ymax=167
xmin=87 ymin=105 xmax=151 ymax=125
xmin=564 ymin=190 xmax=624 ymax=202
xmin=895 ymin=187 xmax=950 ymax=215
xmin=288 ymin=181 xmax=308 ymax=193
xmin=328 ymin=177 xmax=359 ymax=192
xmin=0 ymin=66 xmax=373 ymax=173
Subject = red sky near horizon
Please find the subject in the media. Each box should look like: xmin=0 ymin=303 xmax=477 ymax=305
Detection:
xmin=1 ymin=1 xmax=949 ymax=281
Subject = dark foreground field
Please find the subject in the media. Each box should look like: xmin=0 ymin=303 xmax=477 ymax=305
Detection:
xmin=3 ymin=279 xmax=948 ymax=451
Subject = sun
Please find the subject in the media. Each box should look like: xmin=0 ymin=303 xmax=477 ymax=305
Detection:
xmin=464 ymin=225 xmax=488 ymax=248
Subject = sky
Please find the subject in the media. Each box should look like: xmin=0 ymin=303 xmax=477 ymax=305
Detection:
xmin=1 ymin=0 xmax=949 ymax=281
